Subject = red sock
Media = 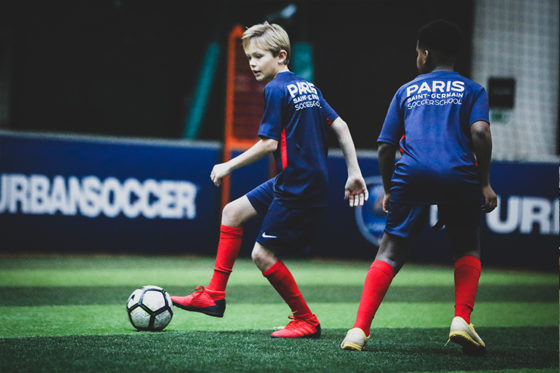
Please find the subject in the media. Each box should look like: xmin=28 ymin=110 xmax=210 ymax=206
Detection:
xmin=454 ymin=255 xmax=481 ymax=324
xmin=353 ymin=260 xmax=395 ymax=336
xmin=263 ymin=260 xmax=313 ymax=319
xmin=206 ymin=225 xmax=243 ymax=292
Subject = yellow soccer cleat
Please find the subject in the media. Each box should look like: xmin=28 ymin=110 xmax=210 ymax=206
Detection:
xmin=448 ymin=316 xmax=486 ymax=355
xmin=340 ymin=328 xmax=370 ymax=351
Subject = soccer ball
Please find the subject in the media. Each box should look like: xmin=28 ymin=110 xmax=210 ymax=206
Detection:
xmin=127 ymin=285 xmax=173 ymax=331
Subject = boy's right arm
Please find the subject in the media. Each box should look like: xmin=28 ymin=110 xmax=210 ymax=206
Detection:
xmin=377 ymin=142 xmax=397 ymax=213
xmin=210 ymin=138 xmax=278 ymax=186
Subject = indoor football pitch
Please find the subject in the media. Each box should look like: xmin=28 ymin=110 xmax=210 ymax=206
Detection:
xmin=0 ymin=255 xmax=557 ymax=372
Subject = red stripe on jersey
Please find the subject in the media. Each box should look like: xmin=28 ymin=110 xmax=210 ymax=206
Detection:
xmin=399 ymin=134 xmax=406 ymax=154
xmin=326 ymin=117 xmax=334 ymax=126
xmin=281 ymin=129 xmax=288 ymax=169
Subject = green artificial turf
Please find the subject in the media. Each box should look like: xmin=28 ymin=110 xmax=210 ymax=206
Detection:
xmin=0 ymin=255 xmax=557 ymax=372
xmin=0 ymin=328 xmax=557 ymax=373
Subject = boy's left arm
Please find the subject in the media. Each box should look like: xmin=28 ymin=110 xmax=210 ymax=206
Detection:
xmin=471 ymin=120 xmax=497 ymax=212
xmin=330 ymin=117 xmax=368 ymax=207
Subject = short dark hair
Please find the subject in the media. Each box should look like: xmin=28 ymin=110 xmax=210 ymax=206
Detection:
xmin=417 ymin=20 xmax=463 ymax=64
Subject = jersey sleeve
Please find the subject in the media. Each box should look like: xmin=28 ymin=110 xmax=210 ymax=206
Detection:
xmin=469 ymin=88 xmax=490 ymax=125
xmin=320 ymin=96 xmax=339 ymax=126
xmin=258 ymin=84 xmax=284 ymax=140
xmin=377 ymin=92 xmax=404 ymax=145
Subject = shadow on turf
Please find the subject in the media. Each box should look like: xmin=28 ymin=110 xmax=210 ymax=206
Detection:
xmin=1 ymin=283 xmax=557 ymax=306
xmin=323 ymin=327 xmax=557 ymax=370
xmin=0 ymin=327 xmax=557 ymax=372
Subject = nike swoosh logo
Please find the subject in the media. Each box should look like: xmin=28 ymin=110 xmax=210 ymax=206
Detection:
xmin=262 ymin=232 xmax=278 ymax=239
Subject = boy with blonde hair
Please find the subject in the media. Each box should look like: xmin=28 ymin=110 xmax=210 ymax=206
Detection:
xmin=172 ymin=22 xmax=368 ymax=338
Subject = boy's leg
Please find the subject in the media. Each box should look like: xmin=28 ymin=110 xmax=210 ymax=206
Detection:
xmin=453 ymin=252 xmax=481 ymax=324
xmin=448 ymin=252 xmax=485 ymax=355
xmin=448 ymin=247 xmax=485 ymax=355
xmin=444 ymin=203 xmax=486 ymax=354
xmin=252 ymin=243 xmax=320 ymax=338
xmin=171 ymin=196 xmax=258 ymax=317
xmin=353 ymin=233 xmax=406 ymax=335
xmin=342 ymin=203 xmax=426 ymax=351
xmin=341 ymin=233 xmax=403 ymax=350
xmin=206 ymin=197 xmax=258 ymax=292
xmin=446 ymin=205 xmax=482 ymax=324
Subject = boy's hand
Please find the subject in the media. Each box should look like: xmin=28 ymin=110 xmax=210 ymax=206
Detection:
xmin=382 ymin=193 xmax=391 ymax=213
xmin=210 ymin=163 xmax=231 ymax=187
xmin=344 ymin=176 xmax=369 ymax=207
xmin=481 ymin=185 xmax=497 ymax=212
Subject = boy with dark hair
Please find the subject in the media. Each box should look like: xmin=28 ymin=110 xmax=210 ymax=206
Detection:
xmin=172 ymin=22 xmax=368 ymax=339
xmin=341 ymin=20 xmax=497 ymax=354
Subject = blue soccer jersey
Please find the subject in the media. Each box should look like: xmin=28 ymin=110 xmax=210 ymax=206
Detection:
xmin=258 ymin=71 xmax=339 ymax=207
xmin=377 ymin=70 xmax=490 ymax=204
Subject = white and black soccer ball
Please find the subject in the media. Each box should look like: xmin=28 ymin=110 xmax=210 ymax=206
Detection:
xmin=127 ymin=285 xmax=173 ymax=331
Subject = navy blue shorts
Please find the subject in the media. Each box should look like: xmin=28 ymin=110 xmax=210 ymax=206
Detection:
xmin=246 ymin=179 xmax=325 ymax=253
xmin=246 ymin=179 xmax=275 ymax=216
xmin=385 ymin=201 xmax=481 ymax=239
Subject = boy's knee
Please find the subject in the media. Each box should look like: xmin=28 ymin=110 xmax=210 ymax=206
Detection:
xmin=221 ymin=197 xmax=257 ymax=227
xmin=448 ymin=228 xmax=480 ymax=259
xmin=375 ymin=253 xmax=404 ymax=273
xmin=251 ymin=245 xmax=276 ymax=271
xmin=222 ymin=202 xmax=242 ymax=226
xmin=376 ymin=234 xmax=408 ymax=272
xmin=251 ymin=246 xmax=267 ymax=263
xmin=250 ymin=247 xmax=261 ymax=263
xmin=453 ymin=248 xmax=480 ymax=261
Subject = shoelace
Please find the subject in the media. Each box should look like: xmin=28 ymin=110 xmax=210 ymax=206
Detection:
xmin=191 ymin=285 xmax=206 ymax=297
xmin=284 ymin=315 xmax=312 ymax=329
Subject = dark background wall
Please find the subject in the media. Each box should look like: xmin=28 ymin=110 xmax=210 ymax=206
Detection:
xmin=2 ymin=131 xmax=557 ymax=270
xmin=1 ymin=0 xmax=474 ymax=148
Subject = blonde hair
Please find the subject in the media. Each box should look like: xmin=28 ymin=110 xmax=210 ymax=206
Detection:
xmin=242 ymin=22 xmax=291 ymax=65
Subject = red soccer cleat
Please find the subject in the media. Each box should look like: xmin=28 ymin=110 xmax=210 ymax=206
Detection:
xmin=270 ymin=314 xmax=321 ymax=338
xmin=171 ymin=286 xmax=226 ymax=317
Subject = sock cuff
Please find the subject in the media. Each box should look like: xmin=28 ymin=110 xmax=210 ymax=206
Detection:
xmin=220 ymin=224 xmax=243 ymax=237
xmin=213 ymin=265 xmax=233 ymax=274
xmin=371 ymin=260 xmax=396 ymax=278
xmin=204 ymin=287 xmax=226 ymax=295
xmin=262 ymin=260 xmax=284 ymax=277
xmin=455 ymin=255 xmax=481 ymax=271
